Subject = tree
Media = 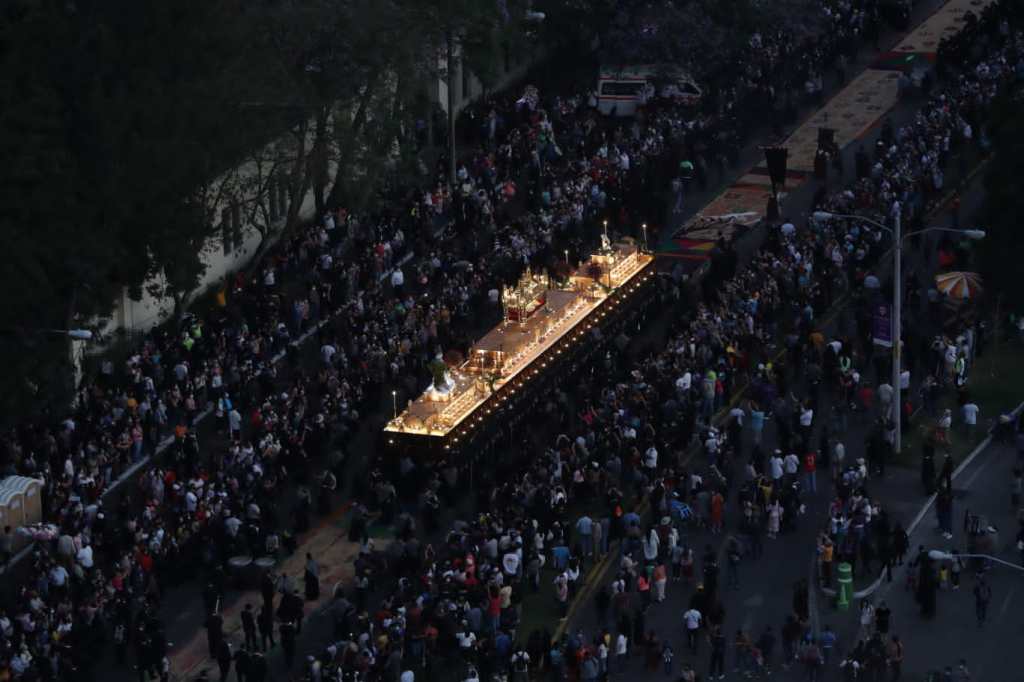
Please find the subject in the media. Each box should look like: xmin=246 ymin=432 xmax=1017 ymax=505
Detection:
xmin=979 ymin=92 xmax=1024 ymax=309
xmin=397 ymin=0 xmax=525 ymax=184
xmin=0 ymin=1 xmax=127 ymax=419
xmin=0 ymin=0 xmax=262 ymax=420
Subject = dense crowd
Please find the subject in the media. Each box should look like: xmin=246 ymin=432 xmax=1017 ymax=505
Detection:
xmin=0 ymin=0 xmax=1021 ymax=680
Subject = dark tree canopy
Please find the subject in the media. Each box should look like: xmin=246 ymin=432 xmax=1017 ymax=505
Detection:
xmin=0 ymin=0 xmax=532 ymax=421
xmin=980 ymin=92 xmax=1024 ymax=310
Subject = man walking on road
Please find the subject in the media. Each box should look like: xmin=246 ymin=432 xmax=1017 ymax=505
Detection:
xmin=241 ymin=604 xmax=257 ymax=651
xmin=683 ymin=607 xmax=702 ymax=653
xmin=726 ymin=537 xmax=742 ymax=589
xmin=973 ymin=577 xmax=992 ymax=627
xmin=887 ymin=635 xmax=904 ymax=680
xmin=803 ymin=450 xmax=818 ymax=494
xmin=708 ymin=625 xmax=726 ymax=680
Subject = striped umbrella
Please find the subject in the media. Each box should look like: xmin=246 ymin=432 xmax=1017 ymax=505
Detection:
xmin=934 ymin=271 xmax=983 ymax=300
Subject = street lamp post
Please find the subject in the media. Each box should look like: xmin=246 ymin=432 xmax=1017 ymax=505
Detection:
xmin=56 ymin=329 xmax=93 ymax=340
xmin=894 ymin=208 xmax=902 ymax=454
xmin=928 ymin=550 xmax=1024 ymax=572
xmin=812 ymin=211 xmax=984 ymax=455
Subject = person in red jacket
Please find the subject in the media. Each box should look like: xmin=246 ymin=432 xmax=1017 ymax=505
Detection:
xmin=803 ymin=451 xmax=817 ymax=494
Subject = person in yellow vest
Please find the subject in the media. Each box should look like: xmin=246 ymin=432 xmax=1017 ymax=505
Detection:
xmin=818 ymin=535 xmax=834 ymax=587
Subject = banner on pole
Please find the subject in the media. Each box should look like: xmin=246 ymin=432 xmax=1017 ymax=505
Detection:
xmin=872 ymin=304 xmax=892 ymax=347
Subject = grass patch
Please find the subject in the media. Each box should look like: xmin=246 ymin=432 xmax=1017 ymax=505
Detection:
xmin=896 ymin=338 xmax=1024 ymax=468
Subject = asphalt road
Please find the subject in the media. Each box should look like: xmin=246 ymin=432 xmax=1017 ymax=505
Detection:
xmin=848 ymin=435 xmax=1024 ymax=682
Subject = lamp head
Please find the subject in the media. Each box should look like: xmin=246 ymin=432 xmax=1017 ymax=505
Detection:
xmin=67 ymin=329 xmax=93 ymax=340
xmin=812 ymin=211 xmax=834 ymax=221
xmin=928 ymin=550 xmax=952 ymax=561
xmin=963 ymin=229 xmax=986 ymax=240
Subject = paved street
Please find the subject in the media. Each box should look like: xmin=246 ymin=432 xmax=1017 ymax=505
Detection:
xmin=836 ymin=437 xmax=1024 ymax=681
xmin=561 ymin=2 xmax=1014 ymax=679
xmin=566 ymin=154 xmax=1007 ymax=682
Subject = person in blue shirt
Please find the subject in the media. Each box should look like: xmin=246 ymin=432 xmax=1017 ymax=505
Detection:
xmin=819 ymin=625 xmax=838 ymax=666
xmin=748 ymin=401 xmax=766 ymax=445
xmin=576 ymin=515 xmax=593 ymax=558
xmin=551 ymin=545 xmax=570 ymax=571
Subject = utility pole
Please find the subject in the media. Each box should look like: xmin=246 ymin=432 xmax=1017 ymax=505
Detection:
xmin=446 ymin=29 xmax=457 ymax=186
xmin=893 ymin=207 xmax=902 ymax=455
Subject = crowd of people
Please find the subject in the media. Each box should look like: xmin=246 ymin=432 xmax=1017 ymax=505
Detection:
xmin=0 ymin=0 xmax=1020 ymax=680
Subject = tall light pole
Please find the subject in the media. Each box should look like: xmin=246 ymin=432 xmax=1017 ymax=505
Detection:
xmin=57 ymin=329 xmax=93 ymax=340
xmin=813 ymin=211 xmax=984 ymax=455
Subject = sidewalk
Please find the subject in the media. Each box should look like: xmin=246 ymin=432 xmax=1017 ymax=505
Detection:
xmin=830 ymin=432 xmax=1024 ymax=680
xmin=168 ymin=505 xmax=382 ymax=680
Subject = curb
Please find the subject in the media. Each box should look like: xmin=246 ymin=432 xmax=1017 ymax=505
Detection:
xmin=820 ymin=399 xmax=1024 ymax=601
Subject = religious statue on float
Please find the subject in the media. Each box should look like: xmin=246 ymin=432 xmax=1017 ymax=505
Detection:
xmin=425 ymin=352 xmax=455 ymax=402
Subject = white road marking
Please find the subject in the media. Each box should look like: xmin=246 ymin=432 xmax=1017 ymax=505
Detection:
xmin=974 ymin=586 xmax=1017 ymax=682
xmin=743 ymin=594 xmax=765 ymax=609
xmin=998 ymin=585 xmax=1017 ymax=618
xmin=808 ymin=553 xmax=821 ymax=636
xmin=960 ymin=448 xmax=996 ymax=490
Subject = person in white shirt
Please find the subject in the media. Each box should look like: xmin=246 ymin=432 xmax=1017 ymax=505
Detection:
xmin=224 ymin=515 xmax=242 ymax=538
xmin=704 ymin=432 xmax=720 ymax=460
xmin=76 ymin=543 xmax=94 ymax=570
xmin=642 ymin=529 xmax=659 ymax=562
xmin=502 ymin=551 xmax=521 ymax=577
xmin=799 ymin=406 xmax=814 ymax=440
xmin=784 ymin=452 xmax=800 ymax=478
xmin=682 ymin=608 xmax=702 ymax=652
xmin=877 ymin=383 xmax=894 ymax=418
xmin=643 ymin=446 xmax=658 ymax=471
xmin=962 ymin=402 xmax=979 ymax=438
xmin=390 ymin=268 xmax=405 ymax=292
xmin=49 ymin=564 xmax=69 ymax=588
xmin=615 ymin=633 xmax=629 ymax=671
xmin=769 ymin=452 xmax=784 ymax=482
xmin=320 ymin=343 xmax=336 ymax=365
xmin=832 ymin=441 xmax=846 ymax=480
xmin=228 ymin=408 xmax=242 ymax=439
xmin=456 ymin=624 xmax=476 ymax=650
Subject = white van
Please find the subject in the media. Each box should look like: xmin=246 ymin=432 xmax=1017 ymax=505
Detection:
xmin=596 ymin=65 xmax=702 ymax=117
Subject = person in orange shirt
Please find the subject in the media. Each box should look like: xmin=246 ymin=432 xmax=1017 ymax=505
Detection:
xmin=803 ymin=451 xmax=818 ymax=494
xmin=637 ymin=572 xmax=651 ymax=608
xmin=653 ymin=563 xmax=668 ymax=603
xmin=710 ymin=491 xmax=725 ymax=535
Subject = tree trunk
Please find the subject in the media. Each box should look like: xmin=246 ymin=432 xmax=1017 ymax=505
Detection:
xmin=172 ymin=291 xmax=187 ymax=322
xmin=446 ymin=31 xmax=457 ymax=186
xmin=284 ymin=120 xmax=312 ymax=232
xmin=325 ymin=74 xmax=381 ymax=209
xmin=312 ymin=104 xmax=330 ymax=215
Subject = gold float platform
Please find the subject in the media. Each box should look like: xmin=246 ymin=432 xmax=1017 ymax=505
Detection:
xmin=384 ymin=242 xmax=655 ymax=448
